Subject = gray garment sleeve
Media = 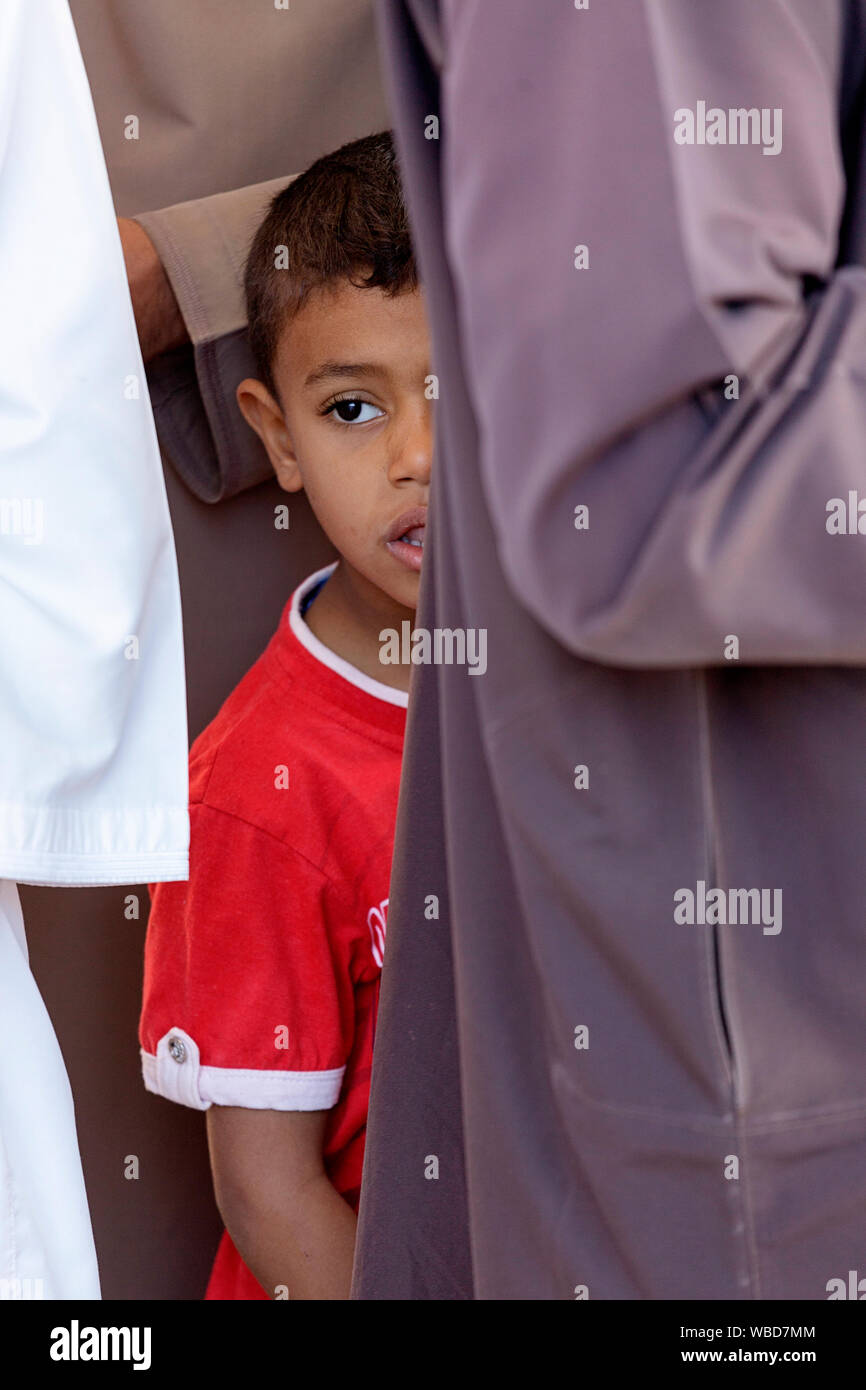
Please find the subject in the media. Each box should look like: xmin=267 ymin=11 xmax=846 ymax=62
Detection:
xmin=134 ymin=176 xmax=291 ymax=502
xmin=433 ymin=0 xmax=866 ymax=667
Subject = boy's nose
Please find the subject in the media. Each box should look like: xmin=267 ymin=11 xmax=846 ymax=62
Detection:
xmin=390 ymin=408 xmax=433 ymax=486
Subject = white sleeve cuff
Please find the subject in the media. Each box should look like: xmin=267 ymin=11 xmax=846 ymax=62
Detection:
xmin=141 ymin=1028 xmax=346 ymax=1111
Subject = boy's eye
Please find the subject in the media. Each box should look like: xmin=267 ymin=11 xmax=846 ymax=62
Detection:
xmin=324 ymin=398 xmax=383 ymax=425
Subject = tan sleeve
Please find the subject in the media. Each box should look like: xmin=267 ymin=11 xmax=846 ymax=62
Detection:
xmin=134 ymin=176 xmax=292 ymax=502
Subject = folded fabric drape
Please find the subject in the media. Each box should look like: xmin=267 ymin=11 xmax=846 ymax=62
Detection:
xmin=0 ymin=0 xmax=189 ymax=1300
xmin=0 ymin=0 xmax=188 ymax=887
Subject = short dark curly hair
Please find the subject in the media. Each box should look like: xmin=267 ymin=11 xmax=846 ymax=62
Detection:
xmin=243 ymin=130 xmax=418 ymax=400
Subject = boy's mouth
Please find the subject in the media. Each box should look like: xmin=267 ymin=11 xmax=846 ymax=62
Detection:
xmin=385 ymin=506 xmax=427 ymax=573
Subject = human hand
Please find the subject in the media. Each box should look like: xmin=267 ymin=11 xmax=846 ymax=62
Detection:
xmin=117 ymin=217 xmax=188 ymax=363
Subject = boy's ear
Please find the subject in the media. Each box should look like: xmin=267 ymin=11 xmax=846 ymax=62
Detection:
xmin=235 ymin=378 xmax=303 ymax=492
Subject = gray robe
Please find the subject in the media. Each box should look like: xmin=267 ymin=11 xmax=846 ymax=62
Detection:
xmin=352 ymin=0 xmax=866 ymax=1299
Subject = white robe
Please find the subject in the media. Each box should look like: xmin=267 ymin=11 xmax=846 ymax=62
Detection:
xmin=0 ymin=1 xmax=189 ymax=1298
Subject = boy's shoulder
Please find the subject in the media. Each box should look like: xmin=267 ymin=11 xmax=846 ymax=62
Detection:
xmin=188 ymin=569 xmax=407 ymax=870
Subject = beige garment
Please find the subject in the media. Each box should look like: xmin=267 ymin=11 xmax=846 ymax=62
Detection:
xmin=71 ymin=0 xmax=391 ymax=502
xmin=135 ymin=176 xmax=292 ymax=501
xmin=71 ymin=0 xmax=389 ymax=215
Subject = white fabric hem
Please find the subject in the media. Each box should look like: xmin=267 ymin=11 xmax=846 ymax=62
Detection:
xmin=0 ymin=807 xmax=189 ymax=886
xmin=141 ymin=1032 xmax=345 ymax=1112
xmin=0 ymin=855 xmax=188 ymax=888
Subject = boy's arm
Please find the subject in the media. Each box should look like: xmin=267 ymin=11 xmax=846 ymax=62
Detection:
xmin=206 ymin=1106 xmax=357 ymax=1301
xmin=140 ymin=816 xmax=358 ymax=1296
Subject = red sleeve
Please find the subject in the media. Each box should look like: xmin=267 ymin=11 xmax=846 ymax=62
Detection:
xmin=139 ymin=803 xmax=352 ymax=1111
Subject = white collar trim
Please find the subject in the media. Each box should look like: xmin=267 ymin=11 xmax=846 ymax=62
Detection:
xmin=289 ymin=563 xmax=409 ymax=710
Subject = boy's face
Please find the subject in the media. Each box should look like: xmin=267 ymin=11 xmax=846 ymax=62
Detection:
xmin=237 ymin=280 xmax=432 ymax=615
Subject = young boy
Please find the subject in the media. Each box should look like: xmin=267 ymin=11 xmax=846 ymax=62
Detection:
xmin=139 ymin=131 xmax=431 ymax=1300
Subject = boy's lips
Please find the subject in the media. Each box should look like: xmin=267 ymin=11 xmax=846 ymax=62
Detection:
xmin=385 ymin=505 xmax=427 ymax=573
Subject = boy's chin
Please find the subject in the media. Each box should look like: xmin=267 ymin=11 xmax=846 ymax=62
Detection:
xmin=379 ymin=571 xmax=421 ymax=615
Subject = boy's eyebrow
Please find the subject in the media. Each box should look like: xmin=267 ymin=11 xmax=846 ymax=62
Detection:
xmin=303 ymin=361 xmax=388 ymax=388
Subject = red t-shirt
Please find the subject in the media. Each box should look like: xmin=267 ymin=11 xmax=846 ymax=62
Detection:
xmin=139 ymin=564 xmax=407 ymax=1299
